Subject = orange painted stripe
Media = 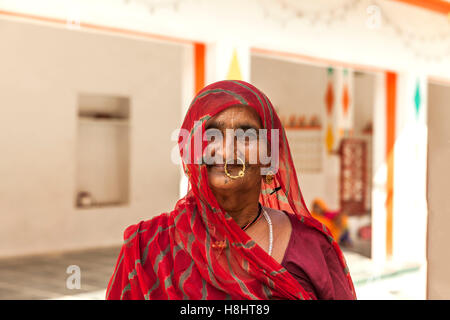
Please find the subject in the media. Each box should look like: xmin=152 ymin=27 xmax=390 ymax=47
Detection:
xmin=385 ymin=72 xmax=397 ymax=258
xmin=194 ymin=43 xmax=206 ymax=94
xmin=392 ymin=0 xmax=450 ymax=15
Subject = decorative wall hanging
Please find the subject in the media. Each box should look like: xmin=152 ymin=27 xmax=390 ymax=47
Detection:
xmin=325 ymin=67 xmax=335 ymax=153
xmin=341 ymin=68 xmax=351 ymax=119
xmin=325 ymin=68 xmax=334 ymax=116
xmin=373 ymin=0 xmax=450 ymax=61
xmin=262 ymin=0 xmax=361 ymax=27
xmin=339 ymin=138 xmax=367 ymax=215
xmin=260 ymin=0 xmax=450 ymax=61
xmin=326 ymin=124 xmax=335 ymax=153
xmin=123 ymin=0 xmax=185 ymax=13
xmin=342 ymin=84 xmax=350 ymax=115
xmin=226 ymin=49 xmax=243 ymax=80
xmin=414 ymin=80 xmax=421 ymax=119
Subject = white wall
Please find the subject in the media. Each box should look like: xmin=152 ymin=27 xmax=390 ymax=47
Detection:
xmin=393 ymin=74 xmax=428 ymax=265
xmin=251 ymin=55 xmax=328 ymax=120
xmin=1 ymin=0 xmax=448 ymax=78
xmin=0 ymin=18 xmax=184 ymax=257
xmin=371 ymin=73 xmax=387 ymax=264
xmin=354 ymin=72 xmax=375 ymax=212
xmin=354 ymin=72 xmax=375 ymax=135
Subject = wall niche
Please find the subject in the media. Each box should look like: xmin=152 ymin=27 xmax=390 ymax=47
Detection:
xmin=75 ymin=94 xmax=130 ymax=209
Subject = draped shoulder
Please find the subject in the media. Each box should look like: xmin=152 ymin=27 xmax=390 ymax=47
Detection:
xmin=106 ymin=212 xmax=175 ymax=300
xmin=123 ymin=212 xmax=172 ymax=250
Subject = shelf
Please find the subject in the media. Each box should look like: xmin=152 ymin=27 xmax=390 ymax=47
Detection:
xmin=78 ymin=116 xmax=129 ymax=126
xmin=76 ymin=201 xmax=129 ymax=210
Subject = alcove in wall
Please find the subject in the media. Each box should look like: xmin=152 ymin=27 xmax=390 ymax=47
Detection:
xmin=75 ymin=94 xmax=130 ymax=209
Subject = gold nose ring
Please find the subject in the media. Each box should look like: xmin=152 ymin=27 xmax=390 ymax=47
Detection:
xmin=224 ymin=157 xmax=246 ymax=179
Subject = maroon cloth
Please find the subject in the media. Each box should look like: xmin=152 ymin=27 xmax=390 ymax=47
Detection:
xmin=280 ymin=212 xmax=355 ymax=300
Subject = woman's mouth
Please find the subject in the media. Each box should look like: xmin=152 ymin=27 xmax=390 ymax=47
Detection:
xmin=207 ymin=164 xmax=225 ymax=171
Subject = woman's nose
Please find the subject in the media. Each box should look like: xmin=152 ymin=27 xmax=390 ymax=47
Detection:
xmin=206 ymin=138 xmax=235 ymax=162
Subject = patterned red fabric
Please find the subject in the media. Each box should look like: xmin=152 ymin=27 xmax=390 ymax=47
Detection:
xmin=106 ymin=80 xmax=356 ymax=300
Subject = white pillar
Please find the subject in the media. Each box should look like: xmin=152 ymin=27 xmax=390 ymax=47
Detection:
xmin=371 ymin=72 xmax=387 ymax=265
xmin=392 ymin=73 xmax=428 ymax=265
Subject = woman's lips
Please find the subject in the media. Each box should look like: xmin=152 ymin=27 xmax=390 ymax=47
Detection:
xmin=207 ymin=163 xmax=245 ymax=173
xmin=207 ymin=164 xmax=225 ymax=171
xmin=207 ymin=164 xmax=242 ymax=167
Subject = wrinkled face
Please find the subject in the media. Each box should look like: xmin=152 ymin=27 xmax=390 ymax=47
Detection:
xmin=204 ymin=105 xmax=268 ymax=194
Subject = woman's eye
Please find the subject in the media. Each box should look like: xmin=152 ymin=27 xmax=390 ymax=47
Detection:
xmin=204 ymin=129 xmax=221 ymax=140
xmin=247 ymin=132 xmax=258 ymax=143
xmin=248 ymin=131 xmax=258 ymax=139
xmin=235 ymin=129 xmax=258 ymax=141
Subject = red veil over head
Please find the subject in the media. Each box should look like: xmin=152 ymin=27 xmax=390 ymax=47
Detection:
xmin=106 ymin=80 xmax=356 ymax=300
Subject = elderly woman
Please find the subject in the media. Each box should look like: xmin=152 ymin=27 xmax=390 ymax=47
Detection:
xmin=106 ymin=80 xmax=356 ymax=300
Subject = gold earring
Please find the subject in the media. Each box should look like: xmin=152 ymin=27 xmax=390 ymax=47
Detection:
xmin=265 ymin=171 xmax=274 ymax=184
xmin=224 ymin=157 xmax=245 ymax=179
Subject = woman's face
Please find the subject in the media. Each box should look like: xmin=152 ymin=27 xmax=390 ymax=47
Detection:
xmin=204 ymin=105 xmax=268 ymax=204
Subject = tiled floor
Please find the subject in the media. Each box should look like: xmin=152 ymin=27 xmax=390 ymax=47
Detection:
xmin=0 ymin=246 xmax=121 ymax=300
xmin=0 ymin=246 xmax=425 ymax=300
xmin=344 ymin=250 xmax=426 ymax=300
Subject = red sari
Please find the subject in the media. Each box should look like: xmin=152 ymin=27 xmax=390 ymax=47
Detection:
xmin=106 ymin=80 xmax=356 ymax=300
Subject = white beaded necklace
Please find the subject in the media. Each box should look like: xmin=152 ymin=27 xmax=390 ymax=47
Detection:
xmin=261 ymin=207 xmax=273 ymax=256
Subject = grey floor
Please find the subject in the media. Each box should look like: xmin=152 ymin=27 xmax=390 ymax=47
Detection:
xmin=0 ymin=245 xmax=425 ymax=300
xmin=0 ymin=246 xmax=121 ymax=300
